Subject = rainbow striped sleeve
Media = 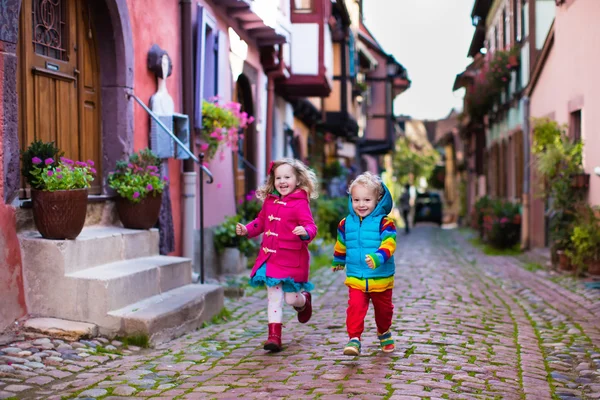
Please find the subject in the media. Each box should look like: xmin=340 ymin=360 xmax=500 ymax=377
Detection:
xmin=368 ymin=216 xmax=397 ymax=268
xmin=332 ymin=218 xmax=347 ymax=267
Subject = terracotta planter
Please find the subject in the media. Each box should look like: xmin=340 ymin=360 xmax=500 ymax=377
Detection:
xmin=570 ymin=173 xmax=590 ymax=189
xmin=587 ymin=259 xmax=600 ymax=275
xmin=557 ymin=250 xmax=573 ymax=271
xmin=115 ymin=193 xmax=162 ymax=230
xmin=31 ymin=188 xmax=88 ymax=240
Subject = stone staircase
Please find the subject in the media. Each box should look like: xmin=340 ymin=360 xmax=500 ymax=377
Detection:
xmin=19 ymin=226 xmax=223 ymax=343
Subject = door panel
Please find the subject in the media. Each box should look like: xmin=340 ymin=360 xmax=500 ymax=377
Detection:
xmin=19 ymin=0 xmax=101 ymax=197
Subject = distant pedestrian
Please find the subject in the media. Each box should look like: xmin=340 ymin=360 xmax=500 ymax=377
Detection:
xmin=400 ymin=184 xmax=411 ymax=234
xmin=332 ymin=172 xmax=397 ymax=356
xmin=235 ymin=158 xmax=318 ymax=353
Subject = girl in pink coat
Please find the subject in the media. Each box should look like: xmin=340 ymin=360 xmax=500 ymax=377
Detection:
xmin=236 ymin=158 xmax=318 ymax=352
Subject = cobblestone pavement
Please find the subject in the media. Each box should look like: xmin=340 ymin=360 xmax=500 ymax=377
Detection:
xmin=2 ymin=226 xmax=600 ymax=399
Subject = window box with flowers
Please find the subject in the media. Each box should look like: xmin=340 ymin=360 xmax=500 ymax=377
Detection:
xmin=107 ymin=149 xmax=167 ymax=230
xmin=21 ymin=140 xmax=96 ymax=240
xmin=199 ymin=99 xmax=254 ymax=162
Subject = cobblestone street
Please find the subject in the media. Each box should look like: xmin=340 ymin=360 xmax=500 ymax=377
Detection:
xmin=3 ymin=227 xmax=600 ymax=399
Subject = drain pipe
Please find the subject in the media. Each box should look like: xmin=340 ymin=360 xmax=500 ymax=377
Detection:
xmin=521 ymin=96 xmax=530 ymax=250
xmin=264 ymin=45 xmax=287 ymax=169
xmin=180 ymin=0 xmax=197 ymax=263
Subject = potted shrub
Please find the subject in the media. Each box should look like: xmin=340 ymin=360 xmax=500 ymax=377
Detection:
xmin=565 ymin=206 xmax=600 ymax=275
xmin=199 ymin=99 xmax=254 ymax=162
xmin=473 ymin=195 xmax=493 ymax=239
xmin=22 ymin=140 xmax=96 ymax=240
xmin=214 ymin=215 xmax=258 ymax=275
xmin=107 ymin=149 xmax=167 ymax=229
xmin=482 ymin=199 xmax=521 ymax=249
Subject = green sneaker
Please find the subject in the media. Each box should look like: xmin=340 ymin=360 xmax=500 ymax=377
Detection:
xmin=378 ymin=330 xmax=395 ymax=353
xmin=343 ymin=339 xmax=361 ymax=356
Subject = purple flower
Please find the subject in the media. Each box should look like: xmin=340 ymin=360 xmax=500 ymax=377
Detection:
xmin=44 ymin=158 xmax=54 ymax=165
xmin=57 ymin=174 xmax=63 ymax=179
xmin=47 ymin=170 xmax=54 ymax=177
xmin=87 ymin=159 xmax=95 ymax=166
xmin=133 ymin=192 xmax=140 ymax=199
xmin=147 ymin=165 xmax=158 ymax=172
xmin=32 ymin=157 xmax=42 ymax=164
xmin=146 ymin=184 xmax=153 ymax=191
xmin=127 ymin=163 xmax=134 ymax=169
xmin=163 ymin=176 xmax=169 ymax=182
xmin=90 ymin=168 xmax=97 ymax=174
xmin=75 ymin=161 xmax=87 ymax=167
xmin=245 ymin=194 xmax=252 ymax=201
xmin=238 ymin=198 xmax=244 ymax=205
xmin=60 ymin=157 xmax=74 ymax=165
xmin=56 ymin=168 xmax=61 ymax=172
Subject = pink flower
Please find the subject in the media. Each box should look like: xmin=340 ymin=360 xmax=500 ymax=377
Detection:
xmin=210 ymin=130 xmax=221 ymax=139
xmin=163 ymin=176 xmax=169 ymax=182
xmin=133 ymin=192 xmax=140 ymax=199
xmin=32 ymin=157 xmax=42 ymax=164
xmin=87 ymin=159 xmax=95 ymax=166
xmin=90 ymin=168 xmax=97 ymax=174
xmin=47 ymin=170 xmax=54 ymax=177
xmin=127 ymin=163 xmax=133 ymax=168
xmin=75 ymin=161 xmax=87 ymax=167
xmin=44 ymin=158 xmax=54 ymax=165
xmin=248 ymin=116 xmax=255 ymax=124
xmin=238 ymin=198 xmax=244 ymax=205
xmin=146 ymin=184 xmax=153 ymax=191
xmin=60 ymin=157 xmax=74 ymax=165
xmin=200 ymin=143 xmax=209 ymax=151
xmin=202 ymin=162 xmax=210 ymax=168
xmin=217 ymin=183 xmax=222 ymax=189
xmin=57 ymin=174 xmax=63 ymax=179
xmin=500 ymin=217 xmax=509 ymax=224
xmin=56 ymin=168 xmax=61 ymax=172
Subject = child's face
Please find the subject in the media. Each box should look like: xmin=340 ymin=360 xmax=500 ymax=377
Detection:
xmin=351 ymin=184 xmax=378 ymax=218
xmin=274 ymin=164 xmax=298 ymax=196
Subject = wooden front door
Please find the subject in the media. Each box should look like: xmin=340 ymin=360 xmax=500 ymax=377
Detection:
xmin=18 ymin=0 xmax=102 ymax=196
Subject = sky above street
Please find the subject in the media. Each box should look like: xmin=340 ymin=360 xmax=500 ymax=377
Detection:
xmin=364 ymin=0 xmax=476 ymax=121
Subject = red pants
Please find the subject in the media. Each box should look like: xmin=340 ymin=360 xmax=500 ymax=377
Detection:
xmin=346 ymin=287 xmax=394 ymax=339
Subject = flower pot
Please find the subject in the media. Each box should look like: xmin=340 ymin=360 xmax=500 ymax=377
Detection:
xmin=570 ymin=173 xmax=590 ymax=189
xmin=587 ymin=259 xmax=600 ymax=275
xmin=219 ymin=247 xmax=246 ymax=275
xmin=115 ymin=193 xmax=162 ymax=230
xmin=31 ymin=188 xmax=88 ymax=240
xmin=557 ymin=250 xmax=573 ymax=271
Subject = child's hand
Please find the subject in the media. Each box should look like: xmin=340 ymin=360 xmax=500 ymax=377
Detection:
xmin=332 ymin=265 xmax=345 ymax=272
xmin=292 ymin=226 xmax=308 ymax=236
xmin=365 ymin=255 xmax=376 ymax=269
xmin=235 ymin=223 xmax=248 ymax=236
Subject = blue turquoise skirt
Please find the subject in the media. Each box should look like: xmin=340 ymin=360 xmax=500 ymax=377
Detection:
xmin=250 ymin=263 xmax=314 ymax=293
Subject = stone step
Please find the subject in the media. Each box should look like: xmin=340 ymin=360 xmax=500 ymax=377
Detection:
xmin=20 ymin=226 xmax=159 ymax=274
xmin=66 ymin=256 xmax=192 ymax=316
xmin=107 ymin=284 xmax=224 ymax=343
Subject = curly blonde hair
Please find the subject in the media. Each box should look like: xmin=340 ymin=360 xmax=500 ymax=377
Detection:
xmin=255 ymin=158 xmax=319 ymax=200
xmin=348 ymin=172 xmax=385 ymax=200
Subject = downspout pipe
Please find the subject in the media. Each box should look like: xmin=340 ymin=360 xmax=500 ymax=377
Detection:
xmin=180 ymin=0 xmax=197 ymax=266
xmin=265 ymin=45 xmax=287 ymax=169
xmin=521 ymin=96 xmax=530 ymax=250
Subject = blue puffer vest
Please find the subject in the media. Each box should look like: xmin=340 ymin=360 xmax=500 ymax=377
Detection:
xmin=345 ymin=182 xmax=395 ymax=279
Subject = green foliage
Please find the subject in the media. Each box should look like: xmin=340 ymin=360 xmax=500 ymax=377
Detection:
xmin=115 ymin=334 xmax=150 ymax=349
xmin=107 ymin=149 xmax=166 ymax=203
xmin=28 ymin=156 xmax=96 ymax=191
xmin=392 ymin=137 xmax=439 ymax=186
xmin=471 ymin=195 xmax=493 ymax=235
xmin=532 ymin=118 xmax=585 ymax=253
xmin=429 ymin=165 xmax=445 ymax=190
xmin=482 ymin=199 xmax=522 ymax=249
xmin=322 ymin=160 xmax=345 ymax=180
xmin=312 ymin=196 xmax=347 ymax=242
xmin=21 ymin=140 xmax=63 ymax=189
xmin=200 ymin=100 xmax=253 ymax=161
xmin=237 ymin=190 xmax=262 ymax=223
xmin=214 ymin=215 xmax=258 ymax=257
xmin=565 ymin=206 xmax=600 ymax=273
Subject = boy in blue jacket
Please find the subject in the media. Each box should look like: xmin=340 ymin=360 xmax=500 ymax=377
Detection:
xmin=333 ymin=172 xmax=397 ymax=355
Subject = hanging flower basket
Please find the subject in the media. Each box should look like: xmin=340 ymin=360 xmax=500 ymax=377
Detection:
xmin=199 ymin=98 xmax=254 ymax=162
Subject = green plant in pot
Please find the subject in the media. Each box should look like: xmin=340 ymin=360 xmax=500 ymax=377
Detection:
xmin=214 ymin=215 xmax=258 ymax=275
xmin=21 ymin=140 xmax=95 ymax=240
xmin=107 ymin=148 xmax=167 ymax=230
xmin=565 ymin=206 xmax=600 ymax=276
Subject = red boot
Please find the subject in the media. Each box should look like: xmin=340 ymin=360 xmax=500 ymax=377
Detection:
xmin=264 ymin=323 xmax=282 ymax=352
xmin=295 ymin=291 xmax=312 ymax=324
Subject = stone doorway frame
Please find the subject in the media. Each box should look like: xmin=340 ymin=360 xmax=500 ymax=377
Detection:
xmin=1 ymin=0 xmax=135 ymax=203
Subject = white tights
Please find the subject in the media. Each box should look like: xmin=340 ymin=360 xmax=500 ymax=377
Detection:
xmin=267 ymin=285 xmax=306 ymax=323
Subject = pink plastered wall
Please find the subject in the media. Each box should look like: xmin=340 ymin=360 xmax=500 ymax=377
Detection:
xmin=530 ymin=0 xmax=600 ymax=207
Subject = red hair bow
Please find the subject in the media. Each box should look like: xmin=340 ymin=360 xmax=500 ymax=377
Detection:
xmin=268 ymin=161 xmax=275 ymax=175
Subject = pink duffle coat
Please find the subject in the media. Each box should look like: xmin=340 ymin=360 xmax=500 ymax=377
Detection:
xmin=245 ymin=189 xmax=317 ymax=283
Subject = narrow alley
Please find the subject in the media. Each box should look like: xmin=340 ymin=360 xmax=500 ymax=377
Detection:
xmin=3 ymin=226 xmax=600 ymax=400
